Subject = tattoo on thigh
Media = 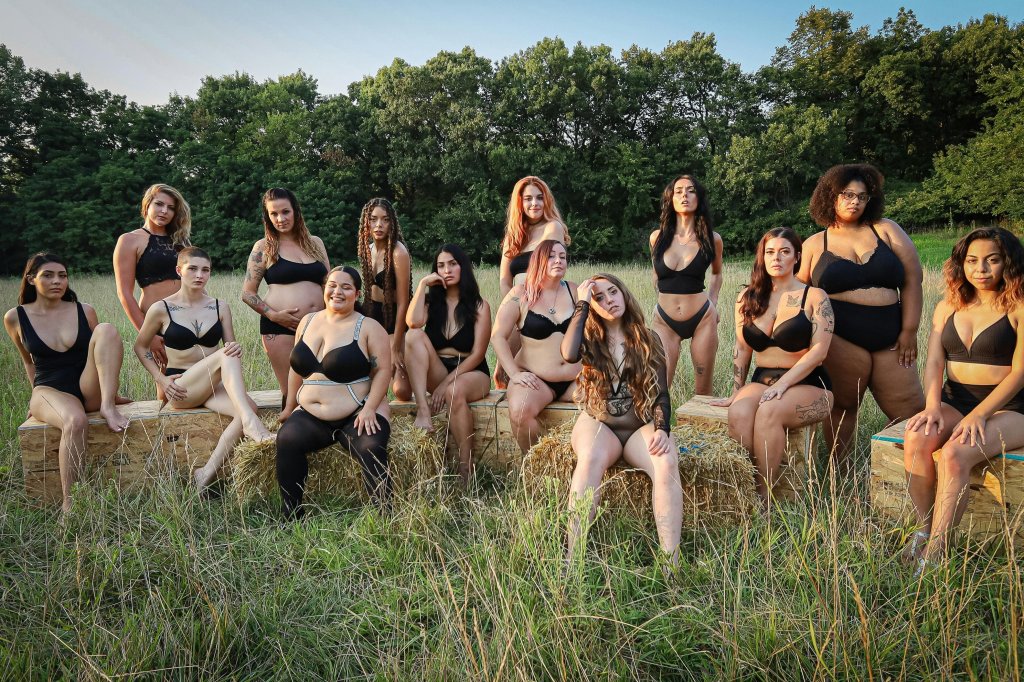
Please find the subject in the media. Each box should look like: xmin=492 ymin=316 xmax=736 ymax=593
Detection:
xmin=265 ymin=334 xmax=277 ymax=341
xmin=694 ymin=364 xmax=705 ymax=376
xmin=795 ymin=393 xmax=830 ymax=425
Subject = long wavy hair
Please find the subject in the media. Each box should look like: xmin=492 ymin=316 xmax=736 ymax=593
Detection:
xmin=261 ymin=188 xmax=324 ymax=265
xmin=740 ymin=227 xmax=803 ymax=323
xmin=140 ymin=183 xmax=192 ymax=246
xmin=653 ymin=174 xmax=714 ymax=262
xmin=19 ymin=253 xmax=77 ymax=304
xmin=575 ymin=273 xmax=665 ymax=422
xmin=426 ymin=244 xmax=481 ymax=335
xmin=356 ymin=198 xmax=407 ymax=330
xmin=808 ymin=163 xmax=885 ymax=228
xmin=502 ymin=176 xmax=569 ymax=258
xmin=944 ymin=227 xmax=1024 ymax=312
xmin=522 ymin=240 xmax=566 ymax=308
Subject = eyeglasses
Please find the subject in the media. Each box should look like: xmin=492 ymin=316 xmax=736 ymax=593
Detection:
xmin=838 ymin=191 xmax=870 ymax=203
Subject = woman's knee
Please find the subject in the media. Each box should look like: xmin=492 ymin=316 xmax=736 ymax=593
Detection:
xmin=92 ymin=322 xmax=121 ymax=343
xmin=937 ymin=442 xmax=973 ymax=479
xmin=404 ymin=327 xmax=427 ymax=351
xmin=64 ymin=411 xmax=89 ymax=434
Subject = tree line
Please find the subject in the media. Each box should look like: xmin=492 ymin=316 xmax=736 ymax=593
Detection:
xmin=1 ymin=8 xmax=1021 ymax=274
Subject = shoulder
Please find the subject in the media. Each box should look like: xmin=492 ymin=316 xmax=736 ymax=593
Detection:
xmin=874 ymin=218 xmax=910 ymax=243
xmin=477 ymin=299 xmax=492 ymax=316
xmin=932 ymin=298 xmax=952 ymax=321
xmin=806 ymin=287 xmax=829 ymax=307
xmin=359 ymin=313 xmax=387 ymax=339
xmin=114 ymin=230 xmax=145 ymax=254
xmin=392 ymin=242 xmax=411 ymax=259
xmin=802 ymin=231 xmax=825 ymax=250
xmin=80 ymin=302 xmax=98 ymax=318
xmin=3 ymin=307 xmax=20 ymax=327
xmin=540 ymin=220 xmax=566 ymax=241
xmin=311 ymin=235 xmax=327 ymax=251
xmin=648 ymin=230 xmax=660 ymax=248
xmin=250 ymin=238 xmax=267 ymax=252
xmin=712 ymin=232 xmax=724 ymax=247
xmin=735 ymin=286 xmax=749 ymax=303
xmin=502 ymin=285 xmax=526 ymax=305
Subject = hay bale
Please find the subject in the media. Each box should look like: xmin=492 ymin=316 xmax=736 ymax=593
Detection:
xmin=231 ymin=412 xmax=450 ymax=503
xmin=521 ymin=418 xmax=759 ymax=528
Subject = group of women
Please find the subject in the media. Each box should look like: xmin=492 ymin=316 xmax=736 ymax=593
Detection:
xmin=6 ymin=165 xmax=1024 ymax=572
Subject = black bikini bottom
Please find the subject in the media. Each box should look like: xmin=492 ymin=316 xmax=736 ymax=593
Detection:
xmin=540 ymin=378 xmax=573 ymax=400
xmin=943 ymin=380 xmax=1024 ymax=416
xmin=830 ymin=299 xmax=902 ymax=352
xmin=260 ymin=316 xmax=296 ymax=336
xmin=656 ymin=299 xmax=710 ymax=341
xmin=751 ymin=366 xmax=832 ymax=392
xmin=439 ymin=355 xmax=489 ymax=377
xmin=165 ymin=367 xmax=186 ymax=377
xmin=365 ymin=300 xmax=397 ymax=335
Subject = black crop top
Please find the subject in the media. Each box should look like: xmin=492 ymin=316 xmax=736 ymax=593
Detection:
xmin=942 ymin=313 xmax=1016 ymax=366
xmin=426 ymin=311 xmax=475 ymax=354
xmin=162 ymin=300 xmax=223 ymax=351
xmin=653 ymin=246 xmax=711 ymax=295
xmin=264 ymin=255 xmax=327 ymax=286
xmin=561 ymin=301 xmax=671 ymax=433
xmin=742 ymin=287 xmax=814 ymax=353
xmin=135 ymin=229 xmax=182 ymax=288
xmin=290 ymin=313 xmax=372 ymax=384
xmin=508 ymin=250 xmax=533 ymax=279
xmin=810 ymin=225 xmax=904 ymax=294
xmin=373 ymin=268 xmax=396 ymax=291
xmin=520 ymin=282 xmax=576 ymax=340
xmin=17 ymin=302 xmax=91 ymax=391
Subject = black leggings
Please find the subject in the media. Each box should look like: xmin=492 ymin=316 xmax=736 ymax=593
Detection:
xmin=276 ymin=407 xmax=392 ymax=518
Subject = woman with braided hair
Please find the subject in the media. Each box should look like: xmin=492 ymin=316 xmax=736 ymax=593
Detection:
xmin=357 ymin=198 xmax=412 ymax=397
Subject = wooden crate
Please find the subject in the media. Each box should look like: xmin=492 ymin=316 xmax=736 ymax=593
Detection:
xmin=674 ymin=395 xmax=815 ymax=501
xmin=870 ymin=420 xmax=1024 ymax=544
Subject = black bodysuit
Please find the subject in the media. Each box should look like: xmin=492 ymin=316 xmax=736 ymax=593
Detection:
xmin=17 ymin=302 xmax=92 ymax=403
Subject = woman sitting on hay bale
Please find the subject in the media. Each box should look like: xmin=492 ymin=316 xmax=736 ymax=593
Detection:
xmin=712 ymin=227 xmax=834 ymax=505
xmin=135 ymin=247 xmax=274 ymax=493
xmin=492 ymin=239 xmax=581 ymax=455
xmin=404 ymin=244 xmax=492 ymax=484
xmin=277 ymin=266 xmax=393 ymax=519
xmin=561 ymin=273 xmax=682 ymax=564
xmin=903 ymin=227 xmax=1024 ymax=568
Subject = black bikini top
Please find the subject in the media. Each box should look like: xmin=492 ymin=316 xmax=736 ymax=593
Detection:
xmin=264 ymin=255 xmax=327 ymax=286
xmin=941 ymin=312 xmax=1016 ymax=366
xmin=742 ymin=287 xmax=814 ymax=353
xmin=508 ymin=250 xmax=534 ymax=279
xmin=17 ymin=302 xmax=91 ymax=365
xmin=810 ymin=225 xmax=904 ymax=294
xmin=653 ymin=245 xmax=710 ymax=295
xmin=162 ymin=300 xmax=223 ymax=351
xmin=426 ymin=312 xmax=475 ymax=354
xmin=373 ymin=268 xmax=396 ymax=290
xmin=520 ymin=282 xmax=576 ymax=340
xmin=290 ymin=313 xmax=372 ymax=383
xmin=135 ymin=228 xmax=182 ymax=288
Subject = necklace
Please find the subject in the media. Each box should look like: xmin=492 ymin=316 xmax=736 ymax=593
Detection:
xmin=544 ymin=287 xmax=558 ymax=315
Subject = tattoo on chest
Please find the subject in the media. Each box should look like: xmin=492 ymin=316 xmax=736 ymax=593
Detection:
xmin=786 ymin=293 xmax=802 ymax=306
xmin=191 ymin=319 xmax=205 ymax=336
xmin=165 ymin=303 xmax=184 ymax=312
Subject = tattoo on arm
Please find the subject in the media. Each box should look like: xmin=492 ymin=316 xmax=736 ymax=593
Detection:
xmin=816 ymin=298 xmax=835 ymax=334
xmin=242 ymin=291 xmax=270 ymax=314
xmin=144 ymin=352 xmax=154 ymax=361
xmin=368 ymin=354 xmax=378 ymax=369
xmin=732 ymin=362 xmax=744 ymax=389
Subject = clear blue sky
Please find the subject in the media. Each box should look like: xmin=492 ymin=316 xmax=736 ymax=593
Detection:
xmin=3 ymin=0 xmax=1021 ymax=105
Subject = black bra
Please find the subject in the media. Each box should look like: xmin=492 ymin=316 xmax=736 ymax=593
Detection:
xmin=742 ymin=287 xmax=813 ymax=353
xmin=942 ymin=313 xmax=1016 ymax=366
xmin=135 ymin=228 xmax=182 ymax=288
xmin=162 ymin=300 xmax=223 ymax=351
xmin=290 ymin=313 xmax=372 ymax=384
xmin=520 ymin=282 xmax=576 ymax=340
xmin=811 ymin=225 xmax=904 ymax=294
xmin=508 ymin=250 xmax=533 ymax=279
xmin=373 ymin=268 xmax=395 ymax=290
xmin=653 ymin=246 xmax=710 ymax=295
xmin=426 ymin=314 xmax=475 ymax=353
xmin=264 ymin=255 xmax=327 ymax=286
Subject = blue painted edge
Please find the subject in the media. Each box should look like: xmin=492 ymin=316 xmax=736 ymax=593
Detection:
xmin=871 ymin=434 xmax=1024 ymax=461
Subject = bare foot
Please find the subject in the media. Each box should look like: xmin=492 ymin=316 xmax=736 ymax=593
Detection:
xmin=413 ymin=408 xmax=434 ymax=431
xmin=242 ymin=417 xmax=276 ymax=442
xmin=115 ymin=395 xmax=133 ymax=405
xmin=193 ymin=466 xmax=214 ymax=492
xmin=101 ymin=406 xmax=130 ymax=433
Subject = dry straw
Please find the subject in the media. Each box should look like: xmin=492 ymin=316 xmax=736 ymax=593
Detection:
xmin=521 ymin=419 xmax=759 ymax=527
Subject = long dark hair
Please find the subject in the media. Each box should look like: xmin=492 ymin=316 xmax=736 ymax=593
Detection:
xmin=20 ymin=253 xmax=78 ymax=305
xmin=944 ymin=227 xmax=1024 ymax=312
xmin=357 ymin=197 xmax=407 ymax=330
xmin=740 ymin=227 xmax=802 ymax=323
xmin=261 ymin=187 xmax=324 ymax=265
xmin=426 ymin=244 xmax=481 ymax=333
xmin=653 ymin=175 xmax=714 ymax=261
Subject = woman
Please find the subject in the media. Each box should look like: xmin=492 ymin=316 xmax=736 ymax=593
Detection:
xmin=712 ymin=228 xmax=834 ymax=504
xmin=135 ymin=247 xmax=274 ymax=493
xmin=114 ymin=184 xmax=191 ymax=378
xmin=561 ymin=273 xmax=682 ymax=565
xmin=242 ymin=188 xmax=330 ymax=399
xmin=4 ymin=254 xmax=131 ymax=512
xmin=649 ymin=175 xmax=724 ymax=395
xmin=405 ymin=245 xmax=492 ymax=484
xmin=277 ymin=266 xmax=393 ymax=519
xmin=356 ymin=198 xmax=411 ymax=397
xmin=798 ymin=163 xmax=925 ymax=466
xmin=495 ymin=176 xmax=570 ymax=388
xmin=903 ymin=228 xmax=1024 ymax=566
xmin=492 ymin=240 xmax=581 ymax=454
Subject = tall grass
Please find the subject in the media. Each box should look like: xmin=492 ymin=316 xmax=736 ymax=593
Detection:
xmin=2 ymin=238 xmax=1022 ymax=679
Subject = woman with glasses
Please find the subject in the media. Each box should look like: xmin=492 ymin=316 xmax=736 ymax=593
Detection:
xmin=797 ymin=164 xmax=925 ymax=467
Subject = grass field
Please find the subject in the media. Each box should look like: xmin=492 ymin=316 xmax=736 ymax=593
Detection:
xmin=2 ymin=230 xmax=1023 ymax=680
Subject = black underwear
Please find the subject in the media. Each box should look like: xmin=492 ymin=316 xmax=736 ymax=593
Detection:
xmin=260 ymin=316 xmax=296 ymax=336
xmin=656 ymin=299 xmax=710 ymax=341
xmin=829 ymin=299 xmax=902 ymax=352
xmin=942 ymin=380 xmax=1024 ymax=416
xmin=439 ymin=355 xmax=489 ymax=377
xmin=751 ymin=366 xmax=832 ymax=392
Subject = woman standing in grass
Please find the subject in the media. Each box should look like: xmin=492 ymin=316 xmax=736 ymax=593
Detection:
xmin=561 ymin=273 xmax=682 ymax=565
xmin=649 ymin=174 xmax=723 ymax=394
xmin=113 ymin=184 xmax=191 ymax=386
xmin=903 ymin=227 xmax=1024 ymax=566
xmin=798 ymin=164 xmax=924 ymax=468
xmin=712 ymin=228 xmax=834 ymax=504
xmin=241 ymin=188 xmax=330 ymax=401
xmin=135 ymin=247 xmax=274 ymax=493
xmin=5 ymin=253 xmax=131 ymax=512
xmin=495 ymin=176 xmax=570 ymax=388
xmin=278 ymin=266 xmax=393 ymax=518
xmin=357 ymin=198 xmax=412 ymax=398
xmin=492 ymin=240 xmax=581 ymax=455
xmin=404 ymin=245 xmax=492 ymax=484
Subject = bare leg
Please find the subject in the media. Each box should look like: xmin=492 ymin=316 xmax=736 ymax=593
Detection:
xmin=902 ymin=404 xmax=960 ymax=531
xmin=192 ymin=387 xmax=254 ymax=491
xmin=821 ymin=334 xmax=871 ymax=471
xmin=689 ymin=303 xmax=719 ymax=395
xmin=441 ymin=371 xmax=491 ymax=485
xmin=727 ymin=383 xmax=769 ymax=454
xmin=652 ymin=315 xmax=682 ymax=389
xmin=567 ymin=413 xmax=623 ymax=561
xmin=622 ymin=423 xmax=682 ymax=565
xmin=869 ymin=347 xmax=926 ymax=424
xmin=262 ymin=333 xmax=294 ymax=400
xmin=506 ymin=381 xmax=556 ymax=454
xmin=404 ymin=329 xmax=448 ymax=431
xmin=78 ymin=323 xmax=129 ymax=432
xmin=391 ymin=332 xmax=413 ymax=401
xmin=30 ymin=388 xmax=89 ymax=512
